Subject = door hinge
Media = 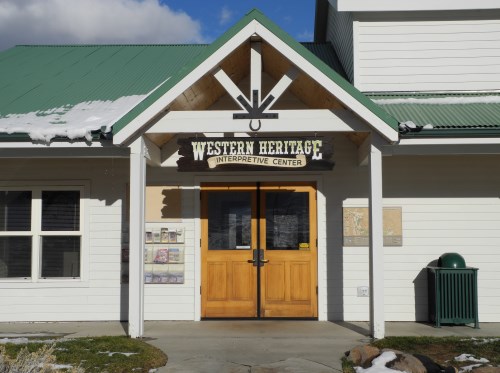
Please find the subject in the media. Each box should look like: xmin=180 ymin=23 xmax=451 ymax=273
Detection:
xmin=316 ymin=286 xmax=318 ymax=295
xmin=200 ymin=286 xmax=202 ymax=295
xmin=316 ymin=238 xmax=318 ymax=248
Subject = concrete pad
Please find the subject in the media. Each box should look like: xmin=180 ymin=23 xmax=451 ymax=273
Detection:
xmin=252 ymin=357 xmax=338 ymax=372
xmin=144 ymin=321 xmax=366 ymax=371
xmin=160 ymin=356 xmax=250 ymax=373
xmin=1 ymin=320 xmax=500 ymax=372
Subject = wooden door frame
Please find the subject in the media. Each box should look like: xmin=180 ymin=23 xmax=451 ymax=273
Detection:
xmin=200 ymin=181 xmax=318 ymax=319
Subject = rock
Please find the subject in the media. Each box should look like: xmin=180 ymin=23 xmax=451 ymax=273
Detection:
xmin=413 ymin=353 xmax=457 ymax=373
xmin=346 ymin=345 xmax=381 ymax=368
xmin=471 ymin=367 xmax=500 ymax=373
xmin=385 ymin=351 xmax=426 ymax=373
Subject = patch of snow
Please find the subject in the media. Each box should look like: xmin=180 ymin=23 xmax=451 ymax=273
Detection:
xmin=354 ymin=351 xmax=404 ymax=373
xmin=0 ymin=337 xmax=30 ymax=344
xmin=98 ymin=351 xmax=138 ymax=357
xmin=472 ymin=338 xmax=500 ymax=345
xmin=373 ymin=96 xmax=500 ymax=105
xmin=0 ymin=95 xmax=147 ymax=143
xmin=47 ymin=363 xmax=75 ymax=370
xmin=0 ymin=337 xmax=73 ymax=345
xmin=423 ymin=124 xmax=433 ymax=129
xmin=459 ymin=364 xmax=483 ymax=373
xmin=455 ymin=354 xmax=489 ymax=363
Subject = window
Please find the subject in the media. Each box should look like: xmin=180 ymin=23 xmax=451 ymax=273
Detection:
xmin=0 ymin=187 xmax=83 ymax=280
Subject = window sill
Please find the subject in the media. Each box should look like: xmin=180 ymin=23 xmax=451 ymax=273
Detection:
xmin=0 ymin=279 xmax=90 ymax=289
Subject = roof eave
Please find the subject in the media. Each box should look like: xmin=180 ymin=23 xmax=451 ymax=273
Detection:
xmin=401 ymin=129 xmax=500 ymax=138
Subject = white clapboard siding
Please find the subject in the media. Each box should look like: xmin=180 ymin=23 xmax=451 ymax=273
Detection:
xmin=142 ymin=171 xmax=196 ymax=321
xmin=0 ymin=158 xmax=129 ymax=322
xmin=341 ymin=189 xmax=500 ymax=322
xmin=322 ymin=140 xmax=500 ymax=323
xmin=326 ymin=5 xmax=354 ymax=82
xmin=353 ymin=10 xmax=500 ymax=91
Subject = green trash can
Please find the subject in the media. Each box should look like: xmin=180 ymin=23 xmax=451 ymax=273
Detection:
xmin=427 ymin=253 xmax=479 ymax=328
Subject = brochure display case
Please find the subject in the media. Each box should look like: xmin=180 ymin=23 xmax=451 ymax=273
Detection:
xmin=144 ymin=226 xmax=185 ymax=284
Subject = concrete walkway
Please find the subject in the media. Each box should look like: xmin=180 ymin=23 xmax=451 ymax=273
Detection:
xmin=1 ymin=321 xmax=500 ymax=372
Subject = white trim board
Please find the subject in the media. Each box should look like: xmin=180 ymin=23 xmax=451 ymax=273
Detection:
xmin=331 ymin=0 xmax=500 ymax=12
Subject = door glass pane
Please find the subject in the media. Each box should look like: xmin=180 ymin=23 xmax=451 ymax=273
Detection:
xmin=0 ymin=237 xmax=31 ymax=278
xmin=266 ymin=192 xmax=309 ymax=250
xmin=42 ymin=191 xmax=80 ymax=231
xmin=0 ymin=191 xmax=32 ymax=231
xmin=208 ymin=192 xmax=251 ymax=250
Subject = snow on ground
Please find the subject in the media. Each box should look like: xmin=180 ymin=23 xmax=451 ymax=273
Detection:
xmin=354 ymin=351 xmax=402 ymax=373
xmin=373 ymin=96 xmax=500 ymax=105
xmin=98 ymin=351 xmax=138 ymax=357
xmin=455 ymin=354 xmax=490 ymax=363
xmin=458 ymin=364 xmax=483 ymax=373
xmin=0 ymin=337 xmax=62 ymax=344
xmin=0 ymin=95 xmax=146 ymax=142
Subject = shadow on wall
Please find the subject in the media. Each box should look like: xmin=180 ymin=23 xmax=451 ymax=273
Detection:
xmin=413 ymin=260 xmax=438 ymax=322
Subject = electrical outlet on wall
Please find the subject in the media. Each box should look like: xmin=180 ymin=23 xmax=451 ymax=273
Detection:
xmin=357 ymin=286 xmax=369 ymax=297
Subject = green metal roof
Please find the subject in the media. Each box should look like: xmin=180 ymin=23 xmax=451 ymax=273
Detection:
xmin=0 ymin=44 xmax=207 ymax=115
xmin=369 ymin=92 xmax=500 ymax=137
xmin=0 ymin=8 xmax=399 ymax=142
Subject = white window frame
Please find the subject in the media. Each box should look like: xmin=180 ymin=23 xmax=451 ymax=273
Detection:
xmin=0 ymin=181 xmax=89 ymax=285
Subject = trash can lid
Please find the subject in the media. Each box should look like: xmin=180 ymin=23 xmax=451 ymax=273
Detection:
xmin=438 ymin=252 xmax=466 ymax=268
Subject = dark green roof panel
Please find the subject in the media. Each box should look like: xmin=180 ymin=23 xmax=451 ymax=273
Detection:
xmin=369 ymin=92 xmax=500 ymax=129
xmin=0 ymin=45 xmax=207 ymax=116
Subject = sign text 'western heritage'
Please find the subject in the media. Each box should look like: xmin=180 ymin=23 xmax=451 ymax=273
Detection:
xmin=177 ymin=137 xmax=333 ymax=171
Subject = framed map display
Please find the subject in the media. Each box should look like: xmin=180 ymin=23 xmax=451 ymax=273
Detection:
xmin=343 ymin=207 xmax=402 ymax=247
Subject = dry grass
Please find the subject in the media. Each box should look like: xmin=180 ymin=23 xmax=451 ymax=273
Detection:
xmin=1 ymin=336 xmax=167 ymax=373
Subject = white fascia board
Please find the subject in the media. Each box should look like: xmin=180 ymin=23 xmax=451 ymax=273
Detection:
xmin=253 ymin=23 xmax=398 ymax=143
xmin=398 ymin=137 xmax=500 ymax=145
xmin=333 ymin=0 xmax=500 ymax=12
xmin=385 ymin=137 xmax=500 ymax=156
xmin=0 ymin=140 xmax=116 ymax=148
xmin=146 ymin=109 xmax=368 ymax=134
xmin=113 ymin=21 xmax=261 ymax=146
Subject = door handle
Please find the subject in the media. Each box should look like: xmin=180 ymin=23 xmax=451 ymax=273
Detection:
xmin=261 ymin=259 xmax=269 ymax=263
xmin=247 ymin=259 xmax=256 ymax=264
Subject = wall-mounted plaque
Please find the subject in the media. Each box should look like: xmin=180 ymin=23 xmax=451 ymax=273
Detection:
xmin=343 ymin=207 xmax=403 ymax=247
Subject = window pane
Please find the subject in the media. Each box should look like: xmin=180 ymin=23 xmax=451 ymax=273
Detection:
xmin=266 ymin=192 xmax=309 ymax=250
xmin=41 ymin=236 xmax=80 ymax=278
xmin=42 ymin=191 xmax=80 ymax=231
xmin=0 ymin=191 xmax=31 ymax=231
xmin=0 ymin=237 xmax=31 ymax=278
xmin=208 ymin=192 xmax=252 ymax=250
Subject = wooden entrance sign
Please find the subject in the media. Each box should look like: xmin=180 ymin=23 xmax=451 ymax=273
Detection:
xmin=178 ymin=137 xmax=333 ymax=172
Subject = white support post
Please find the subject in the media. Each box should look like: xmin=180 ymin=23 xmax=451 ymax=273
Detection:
xmin=369 ymin=134 xmax=385 ymax=339
xmin=128 ymin=137 xmax=147 ymax=338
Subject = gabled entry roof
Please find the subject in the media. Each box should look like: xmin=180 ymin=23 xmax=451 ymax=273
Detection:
xmin=112 ymin=9 xmax=400 ymax=144
xmin=0 ymin=9 xmax=400 ymax=143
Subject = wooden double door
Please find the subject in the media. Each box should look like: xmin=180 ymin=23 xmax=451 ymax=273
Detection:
xmin=201 ymin=182 xmax=317 ymax=318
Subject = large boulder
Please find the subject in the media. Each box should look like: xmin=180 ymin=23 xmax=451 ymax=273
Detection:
xmin=346 ymin=345 xmax=381 ymax=368
xmin=471 ymin=367 xmax=500 ymax=373
xmin=385 ymin=351 xmax=427 ymax=373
